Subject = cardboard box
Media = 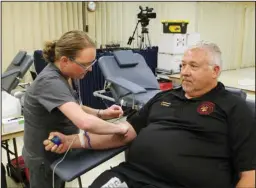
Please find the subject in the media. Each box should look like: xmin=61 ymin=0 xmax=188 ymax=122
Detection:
xmin=2 ymin=116 xmax=24 ymax=134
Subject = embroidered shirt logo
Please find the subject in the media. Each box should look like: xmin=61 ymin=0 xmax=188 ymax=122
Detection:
xmin=197 ymin=101 xmax=215 ymax=115
xmin=160 ymin=101 xmax=171 ymax=107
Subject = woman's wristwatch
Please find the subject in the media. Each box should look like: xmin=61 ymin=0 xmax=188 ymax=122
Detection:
xmin=97 ymin=109 xmax=102 ymax=118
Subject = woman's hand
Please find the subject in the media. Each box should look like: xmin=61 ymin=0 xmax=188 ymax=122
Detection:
xmin=43 ymin=132 xmax=69 ymax=154
xmin=101 ymin=104 xmax=124 ymax=119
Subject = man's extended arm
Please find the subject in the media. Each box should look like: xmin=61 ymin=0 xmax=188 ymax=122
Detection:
xmin=44 ymin=121 xmax=137 ymax=153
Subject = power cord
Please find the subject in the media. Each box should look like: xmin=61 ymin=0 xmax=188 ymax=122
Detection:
xmin=52 ymin=135 xmax=77 ymax=188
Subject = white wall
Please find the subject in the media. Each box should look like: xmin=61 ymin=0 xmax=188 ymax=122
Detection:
xmin=86 ymin=2 xmax=255 ymax=70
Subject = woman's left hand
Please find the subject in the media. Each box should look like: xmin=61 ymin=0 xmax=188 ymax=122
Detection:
xmin=101 ymin=104 xmax=123 ymax=119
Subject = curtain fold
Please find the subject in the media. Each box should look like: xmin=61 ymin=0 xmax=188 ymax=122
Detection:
xmin=2 ymin=2 xmax=83 ymax=77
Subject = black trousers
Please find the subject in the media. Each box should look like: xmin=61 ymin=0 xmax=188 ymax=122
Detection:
xmin=27 ymin=160 xmax=65 ymax=188
xmin=89 ymin=170 xmax=158 ymax=188
xmin=1 ymin=163 xmax=7 ymax=188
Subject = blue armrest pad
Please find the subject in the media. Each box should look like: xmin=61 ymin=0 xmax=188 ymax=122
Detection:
xmin=50 ymin=146 xmax=128 ymax=182
xmin=2 ymin=69 xmax=20 ymax=78
xmin=106 ymin=77 xmax=147 ymax=94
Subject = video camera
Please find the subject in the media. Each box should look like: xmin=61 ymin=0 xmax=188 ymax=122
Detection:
xmin=127 ymin=6 xmax=156 ymax=46
xmin=137 ymin=6 xmax=156 ymax=27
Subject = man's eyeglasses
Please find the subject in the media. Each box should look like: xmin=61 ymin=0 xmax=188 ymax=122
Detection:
xmin=69 ymin=58 xmax=97 ymax=71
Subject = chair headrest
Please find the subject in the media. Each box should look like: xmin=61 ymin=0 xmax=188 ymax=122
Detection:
xmin=11 ymin=51 xmax=27 ymax=66
xmin=225 ymin=86 xmax=247 ymax=100
xmin=113 ymin=50 xmax=138 ymax=68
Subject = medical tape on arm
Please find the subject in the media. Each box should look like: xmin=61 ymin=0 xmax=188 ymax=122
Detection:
xmin=78 ymin=130 xmax=92 ymax=149
xmin=78 ymin=131 xmax=86 ymax=148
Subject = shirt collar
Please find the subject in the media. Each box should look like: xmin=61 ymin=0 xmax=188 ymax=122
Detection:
xmin=172 ymin=82 xmax=225 ymax=101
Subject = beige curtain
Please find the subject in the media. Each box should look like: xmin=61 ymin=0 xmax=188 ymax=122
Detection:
xmin=197 ymin=2 xmax=255 ymax=70
xmin=2 ymin=2 xmax=84 ymax=76
xmin=240 ymin=5 xmax=255 ymax=68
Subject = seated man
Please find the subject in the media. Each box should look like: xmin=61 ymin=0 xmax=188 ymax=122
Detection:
xmin=44 ymin=42 xmax=256 ymax=188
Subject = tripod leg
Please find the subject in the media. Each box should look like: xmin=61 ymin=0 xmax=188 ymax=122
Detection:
xmin=147 ymin=33 xmax=151 ymax=48
xmin=127 ymin=21 xmax=140 ymax=46
xmin=140 ymin=33 xmax=145 ymax=49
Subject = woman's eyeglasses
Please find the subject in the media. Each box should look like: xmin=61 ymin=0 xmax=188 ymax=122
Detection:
xmin=69 ymin=58 xmax=97 ymax=71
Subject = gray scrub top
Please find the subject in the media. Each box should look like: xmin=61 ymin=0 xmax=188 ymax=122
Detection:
xmin=22 ymin=63 xmax=80 ymax=164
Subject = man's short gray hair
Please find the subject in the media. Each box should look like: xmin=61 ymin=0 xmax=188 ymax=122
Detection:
xmin=187 ymin=41 xmax=223 ymax=69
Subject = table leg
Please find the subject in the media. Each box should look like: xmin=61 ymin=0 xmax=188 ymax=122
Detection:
xmin=12 ymin=138 xmax=26 ymax=188
xmin=78 ymin=176 xmax=83 ymax=188
xmin=4 ymin=140 xmax=12 ymax=176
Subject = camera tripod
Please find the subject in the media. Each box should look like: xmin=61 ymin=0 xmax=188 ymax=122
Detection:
xmin=127 ymin=21 xmax=152 ymax=49
xmin=139 ymin=27 xmax=151 ymax=49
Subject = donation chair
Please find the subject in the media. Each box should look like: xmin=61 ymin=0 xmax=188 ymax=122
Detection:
xmin=93 ymin=50 xmax=161 ymax=110
xmin=33 ymin=50 xmax=48 ymax=75
xmin=225 ymin=87 xmax=255 ymax=117
xmin=225 ymin=86 xmax=247 ymax=100
xmin=2 ymin=51 xmax=33 ymax=93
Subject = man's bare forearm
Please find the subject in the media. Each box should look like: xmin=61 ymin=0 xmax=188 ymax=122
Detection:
xmin=67 ymin=122 xmax=136 ymax=149
xmin=236 ymin=170 xmax=255 ymax=188
xmin=65 ymin=134 xmax=83 ymax=149
xmin=66 ymin=133 xmax=133 ymax=150
xmin=84 ymin=131 xmax=133 ymax=149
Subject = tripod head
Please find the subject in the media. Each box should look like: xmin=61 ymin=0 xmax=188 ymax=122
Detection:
xmin=141 ymin=27 xmax=149 ymax=34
